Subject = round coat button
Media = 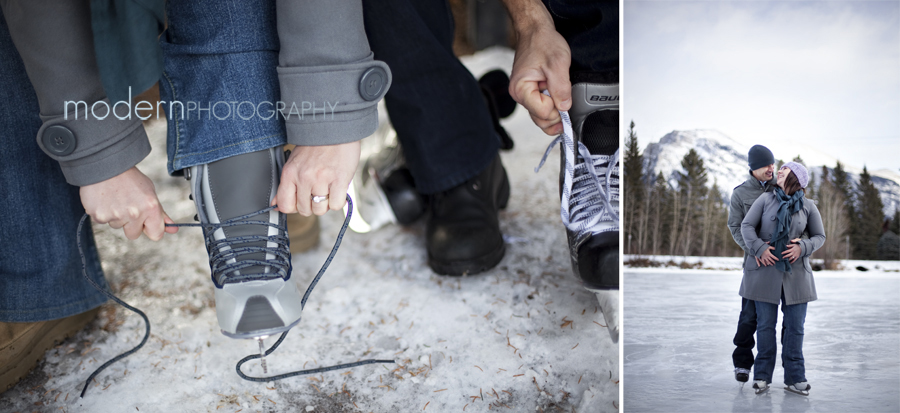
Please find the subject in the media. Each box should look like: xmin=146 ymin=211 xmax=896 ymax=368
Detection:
xmin=42 ymin=125 xmax=77 ymax=156
xmin=359 ymin=67 xmax=387 ymax=101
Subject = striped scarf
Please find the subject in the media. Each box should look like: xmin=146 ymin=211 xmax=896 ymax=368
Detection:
xmin=772 ymin=188 xmax=804 ymax=273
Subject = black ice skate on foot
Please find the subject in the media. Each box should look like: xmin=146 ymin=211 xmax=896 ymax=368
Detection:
xmin=536 ymin=83 xmax=620 ymax=342
xmin=753 ymin=380 xmax=769 ymax=394
xmin=784 ymin=382 xmax=810 ymax=396
xmin=734 ymin=367 xmax=751 ymax=383
xmin=427 ymin=153 xmax=510 ymax=276
xmin=188 ymin=147 xmax=300 ymax=340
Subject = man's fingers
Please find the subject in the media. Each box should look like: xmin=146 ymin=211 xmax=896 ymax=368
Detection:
xmin=545 ymin=68 xmax=572 ymax=112
xmin=519 ymin=84 xmax=558 ymax=122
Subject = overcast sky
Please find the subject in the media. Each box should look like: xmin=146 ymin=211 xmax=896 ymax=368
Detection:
xmin=624 ymin=0 xmax=899 ymax=173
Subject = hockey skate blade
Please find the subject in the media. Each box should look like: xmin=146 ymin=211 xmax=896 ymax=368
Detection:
xmin=589 ymin=288 xmax=619 ymax=343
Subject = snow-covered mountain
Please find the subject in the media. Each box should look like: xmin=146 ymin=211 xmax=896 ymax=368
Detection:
xmin=641 ymin=129 xmax=900 ymax=218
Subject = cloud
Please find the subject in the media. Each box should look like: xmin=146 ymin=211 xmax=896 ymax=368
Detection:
xmin=624 ymin=1 xmax=900 ymax=170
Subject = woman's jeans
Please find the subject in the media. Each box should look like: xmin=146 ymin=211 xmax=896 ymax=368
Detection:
xmin=754 ymin=295 xmax=808 ymax=385
xmin=159 ymin=0 xmax=286 ymax=175
xmin=0 ymin=12 xmax=108 ymax=322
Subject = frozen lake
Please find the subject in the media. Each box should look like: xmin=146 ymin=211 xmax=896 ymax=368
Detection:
xmin=624 ymin=267 xmax=900 ymax=413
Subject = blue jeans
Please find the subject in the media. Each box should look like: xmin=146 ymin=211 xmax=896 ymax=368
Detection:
xmin=0 ymin=12 xmax=108 ymax=322
xmin=362 ymin=0 xmax=500 ymax=194
xmin=159 ymin=0 xmax=286 ymax=175
xmin=754 ymin=295 xmax=808 ymax=385
xmin=732 ymin=297 xmax=757 ymax=369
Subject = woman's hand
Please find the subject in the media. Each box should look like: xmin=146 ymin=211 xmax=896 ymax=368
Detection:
xmin=274 ymin=141 xmax=360 ymax=216
xmin=759 ymin=243 xmax=779 ymax=266
xmin=79 ymin=167 xmax=178 ymax=240
xmin=781 ymin=238 xmax=802 ymax=263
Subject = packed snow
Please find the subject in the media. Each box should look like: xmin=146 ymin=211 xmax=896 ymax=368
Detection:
xmin=0 ymin=48 xmax=619 ymax=413
xmin=624 ymin=263 xmax=900 ymax=412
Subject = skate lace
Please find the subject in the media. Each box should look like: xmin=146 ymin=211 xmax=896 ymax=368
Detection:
xmin=76 ymin=195 xmax=392 ymax=397
xmin=535 ymin=107 xmax=620 ymax=237
xmin=178 ymin=208 xmax=291 ymax=287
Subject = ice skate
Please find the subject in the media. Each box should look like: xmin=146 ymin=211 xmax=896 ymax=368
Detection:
xmin=536 ymin=82 xmax=620 ymax=342
xmin=188 ymin=147 xmax=299 ymax=340
xmin=784 ymin=382 xmax=810 ymax=396
xmin=734 ymin=367 xmax=751 ymax=383
xmin=753 ymin=380 xmax=769 ymax=394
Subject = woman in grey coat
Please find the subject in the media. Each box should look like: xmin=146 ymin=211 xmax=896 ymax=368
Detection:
xmin=739 ymin=161 xmax=825 ymax=396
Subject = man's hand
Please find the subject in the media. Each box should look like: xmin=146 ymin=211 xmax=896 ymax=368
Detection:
xmin=759 ymin=243 xmax=779 ymax=266
xmin=275 ymin=141 xmax=360 ymax=216
xmin=505 ymin=0 xmax=572 ymax=136
xmin=782 ymin=238 xmax=802 ymax=263
xmin=80 ymin=167 xmax=177 ymax=241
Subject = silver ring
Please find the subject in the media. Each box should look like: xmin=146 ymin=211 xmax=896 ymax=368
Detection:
xmin=311 ymin=194 xmax=329 ymax=204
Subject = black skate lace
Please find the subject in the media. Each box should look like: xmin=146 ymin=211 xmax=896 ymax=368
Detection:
xmin=176 ymin=207 xmax=291 ymax=287
xmin=76 ymin=195 xmax=393 ymax=397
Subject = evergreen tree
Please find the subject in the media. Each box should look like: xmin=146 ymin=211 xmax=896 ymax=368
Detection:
xmin=892 ymin=208 xmax=900 ymax=235
xmin=649 ymin=171 xmax=668 ymax=255
xmin=674 ymin=149 xmax=708 ymax=256
xmin=623 ymin=121 xmax=645 ymax=254
xmin=814 ymin=166 xmax=850 ymax=268
xmin=832 ymin=161 xmax=858 ymax=258
xmin=854 ymin=166 xmax=885 ymax=260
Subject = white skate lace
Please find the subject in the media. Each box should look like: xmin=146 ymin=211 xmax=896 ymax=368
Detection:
xmin=535 ymin=103 xmax=620 ymax=237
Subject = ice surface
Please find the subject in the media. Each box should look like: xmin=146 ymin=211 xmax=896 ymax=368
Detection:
xmin=0 ymin=48 xmax=619 ymax=412
xmin=624 ymin=267 xmax=900 ymax=412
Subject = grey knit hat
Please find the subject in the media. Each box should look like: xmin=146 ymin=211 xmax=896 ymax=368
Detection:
xmin=782 ymin=161 xmax=809 ymax=188
xmin=748 ymin=145 xmax=775 ymax=170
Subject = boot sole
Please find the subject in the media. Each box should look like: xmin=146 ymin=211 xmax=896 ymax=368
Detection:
xmin=1 ymin=308 xmax=100 ymax=393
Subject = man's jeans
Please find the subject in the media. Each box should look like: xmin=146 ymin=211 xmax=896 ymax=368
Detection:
xmin=732 ymin=297 xmax=757 ymax=370
xmin=159 ymin=0 xmax=285 ymax=175
xmin=754 ymin=296 xmax=808 ymax=385
xmin=0 ymin=12 xmax=108 ymax=322
xmin=362 ymin=0 xmax=500 ymax=194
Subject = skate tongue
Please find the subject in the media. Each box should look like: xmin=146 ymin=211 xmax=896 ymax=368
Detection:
xmin=204 ymin=149 xmax=280 ymax=282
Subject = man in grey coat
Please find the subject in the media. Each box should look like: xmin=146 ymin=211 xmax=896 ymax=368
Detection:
xmin=727 ymin=144 xmax=776 ymax=382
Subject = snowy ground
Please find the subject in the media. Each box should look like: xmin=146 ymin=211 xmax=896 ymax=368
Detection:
xmin=1 ymin=48 xmax=619 ymax=413
xmin=624 ymin=264 xmax=900 ymax=413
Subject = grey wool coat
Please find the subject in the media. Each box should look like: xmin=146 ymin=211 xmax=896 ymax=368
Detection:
xmin=739 ymin=192 xmax=826 ymax=305
xmin=728 ymin=174 xmax=776 ymax=267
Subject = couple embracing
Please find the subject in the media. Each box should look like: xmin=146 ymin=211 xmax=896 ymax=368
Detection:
xmin=727 ymin=145 xmax=826 ymax=396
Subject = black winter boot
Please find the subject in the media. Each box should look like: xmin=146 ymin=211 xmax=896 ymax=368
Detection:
xmin=426 ymin=154 xmax=510 ymax=275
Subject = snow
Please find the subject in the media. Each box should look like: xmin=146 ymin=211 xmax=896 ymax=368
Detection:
xmin=624 ymin=265 xmax=900 ymax=413
xmin=0 ymin=48 xmax=619 ymax=412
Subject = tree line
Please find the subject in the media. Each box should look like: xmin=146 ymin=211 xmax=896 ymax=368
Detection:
xmin=623 ymin=121 xmax=899 ymax=262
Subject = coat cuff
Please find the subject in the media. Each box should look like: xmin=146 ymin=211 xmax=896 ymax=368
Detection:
xmin=36 ymin=101 xmax=151 ymax=186
xmin=277 ymin=54 xmax=391 ymax=146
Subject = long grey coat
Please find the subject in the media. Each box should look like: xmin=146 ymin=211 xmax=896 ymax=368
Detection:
xmin=739 ymin=192 xmax=826 ymax=305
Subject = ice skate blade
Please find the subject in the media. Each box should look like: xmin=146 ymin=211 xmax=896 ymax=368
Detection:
xmin=588 ymin=288 xmax=619 ymax=343
xmin=754 ymin=386 xmax=769 ymax=395
xmin=784 ymin=386 xmax=809 ymax=396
